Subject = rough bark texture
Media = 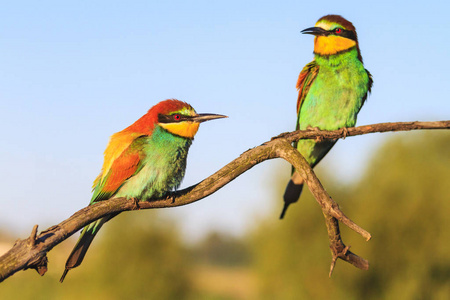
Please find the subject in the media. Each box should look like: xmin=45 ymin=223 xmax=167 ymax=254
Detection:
xmin=0 ymin=120 xmax=449 ymax=282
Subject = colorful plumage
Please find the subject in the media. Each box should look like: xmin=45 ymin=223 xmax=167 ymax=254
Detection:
xmin=281 ymin=15 xmax=373 ymax=219
xmin=60 ymin=99 xmax=226 ymax=282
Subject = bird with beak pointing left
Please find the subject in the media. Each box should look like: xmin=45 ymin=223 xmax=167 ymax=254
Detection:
xmin=60 ymin=99 xmax=226 ymax=282
xmin=281 ymin=15 xmax=373 ymax=219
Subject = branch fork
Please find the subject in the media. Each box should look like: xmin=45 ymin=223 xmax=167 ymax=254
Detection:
xmin=0 ymin=120 xmax=449 ymax=282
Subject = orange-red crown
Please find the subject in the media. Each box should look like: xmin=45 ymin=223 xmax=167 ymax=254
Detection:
xmin=124 ymin=99 xmax=194 ymax=135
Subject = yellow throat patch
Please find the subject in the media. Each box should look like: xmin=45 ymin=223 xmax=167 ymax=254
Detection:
xmin=314 ymin=35 xmax=356 ymax=56
xmin=313 ymin=21 xmax=356 ymax=56
xmin=159 ymin=122 xmax=200 ymax=139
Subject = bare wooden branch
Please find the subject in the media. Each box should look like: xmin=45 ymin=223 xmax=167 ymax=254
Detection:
xmin=276 ymin=120 xmax=450 ymax=143
xmin=0 ymin=120 xmax=448 ymax=282
xmin=274 ymin=140 xmax=370 ymax=272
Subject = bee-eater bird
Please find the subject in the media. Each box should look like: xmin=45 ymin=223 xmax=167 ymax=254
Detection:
xmin=60 ymin=99 xmax=226 ymax=282
xmin=280 ymin=15 xmax=372 ymax=219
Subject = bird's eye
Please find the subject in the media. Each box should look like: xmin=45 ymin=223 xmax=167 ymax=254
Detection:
xmin=335 ymin=28 xmax=342 ymax=34
xmin=173 ymin=114 xmax=181 ymax=121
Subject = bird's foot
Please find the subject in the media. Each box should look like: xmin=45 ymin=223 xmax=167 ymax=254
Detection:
xmin=165 ymin=192 xmax=176 ymax=204
xmin=131 ymin=197 xmax=140 ymax=210
xmin=341 ymin=127 xmax=349 ymax=139
xmin=306 ymin=125 xmax=321 ymax=131
xmin=306 ymin=126 xmax=323 ymax=142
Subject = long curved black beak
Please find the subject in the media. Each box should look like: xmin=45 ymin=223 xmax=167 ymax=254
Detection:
xmin=301 ymin=26 xmax=329 ymax=36
xmin=192 ymin=113 xmax=228 ymax=123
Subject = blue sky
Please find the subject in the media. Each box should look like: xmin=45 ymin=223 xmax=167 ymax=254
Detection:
xmin=1 ymin=1 xmax=449 ymax=241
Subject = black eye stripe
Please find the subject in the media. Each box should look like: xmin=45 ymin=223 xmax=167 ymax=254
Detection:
xmin=329 ymin=28 xmax=357 ymax=41
xmin=158 ymin=113 xmax=191 ymax=123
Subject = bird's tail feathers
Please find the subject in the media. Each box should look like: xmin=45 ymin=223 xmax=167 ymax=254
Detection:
xmin=280 ymin=174 xmax=304 ymax=219
xmin=60 ymin=213 xmax=117 ymax=283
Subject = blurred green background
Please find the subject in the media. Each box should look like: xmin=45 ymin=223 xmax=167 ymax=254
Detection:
xmin=1 ymin=131 xmax=448 ymax=299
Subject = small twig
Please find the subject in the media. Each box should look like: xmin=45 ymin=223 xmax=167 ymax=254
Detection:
xmin=276 ymin=140 xmax=369 ymax=271
xmin=329 ymin=245 xmax=350 ymax=277
xmin=329 ymin=208 xmax=371 ymax=241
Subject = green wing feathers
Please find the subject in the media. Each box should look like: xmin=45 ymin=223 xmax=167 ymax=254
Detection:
xmin=61 ymin=136 xmax=145 ymax=282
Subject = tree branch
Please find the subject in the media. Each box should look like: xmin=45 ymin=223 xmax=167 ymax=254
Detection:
xmin=274 ymin=120 xmax=450 ymax=143
xmin=0 ymin=120 xmax=449 ymax=282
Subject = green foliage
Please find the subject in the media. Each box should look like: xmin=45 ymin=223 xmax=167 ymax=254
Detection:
xmin=85 ymin=211 xmax=195 ymax=299
xmin=0 ymin=211 xmax=196 ymax=300
xmin=191 ymin=231 xmax=251 ymax=267
xmin=250 ymin=132 xmax=450 ymax=299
